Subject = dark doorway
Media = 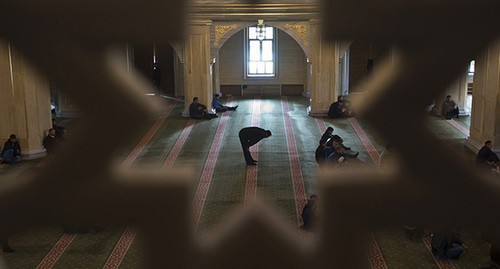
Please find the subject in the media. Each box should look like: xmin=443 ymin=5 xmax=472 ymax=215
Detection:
xmin=133 ymin=42 xmax=176 ymax=96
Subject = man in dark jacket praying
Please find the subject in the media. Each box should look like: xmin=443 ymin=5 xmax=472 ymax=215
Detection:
xmin=238 ymin=127 xmax=272 ymax=165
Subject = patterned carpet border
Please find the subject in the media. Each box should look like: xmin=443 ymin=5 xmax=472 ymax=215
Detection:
xmin=35 ymin=234 xmax=76 ymax=269
xmin=102 ymin=228 xmax=137 ymax=269
xmin=122 ymin=101 xmax=178 ymax=169
xmin=447 ymin=119 xmax=470 ymax=136
xmin=35 ymin=101 xmax=177 ymax=269
xmin=245 ymin=97 xmax=261 ymax=204
xmin=422 ymin=236 xmax=457 ymax=269
xmin=346 ymin=118 xmax=388 ymax=269
xmin=161 ymin=119 xmax=196 ymax=168
xmin=281 ymin=97 xmax=307 ymax=226
xmin=368 ymin=235 xmax=389 ymax=269
xmin=348 ymin=118 xmax=380 ymax=164
xmin=192 ymin=98 xmax=233 ymax=229
xmin=103 ymin=105 xmax=196 ymax=268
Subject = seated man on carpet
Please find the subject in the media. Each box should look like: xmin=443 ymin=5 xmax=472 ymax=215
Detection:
xmin=300 ymin=194 xmax=319 ymax=231
xmin=189 ymin=97 xmax=218 ymax=119
xmin=476 ymin=140 xmax=500 ymax=173
xmin=328 ymin=96 xmax=353 ymax=118
xmin=316 ymin=127 xmax=335 ymax=165
xmin=327 ymin=140 xmax=359 ymax=161
xmin=212 ymin=93 xmax=238 ymax=112
xmin=329 ymin=132 xmax=358 ymax=159
xmin=431 ymin=229 xmax=468 ymax=260
xmin=316 ymin=127 xmax=358 ymax=164
xmin=1 ymin=134 xmax=21 ymax=164
xmin=43 ymin=128 xmax=60 ymax=155
xmin=442 ymin=95 xmax=459 ymax=120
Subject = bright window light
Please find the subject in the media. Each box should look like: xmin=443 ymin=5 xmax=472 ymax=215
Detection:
xmin=247 ymin=26 xmax=275 ymax=77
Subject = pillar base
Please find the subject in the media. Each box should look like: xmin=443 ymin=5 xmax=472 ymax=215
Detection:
xmin=464 ymin=138 xmax=482 ymax=154
xmin=21 ymin=148 xmax=47 ymax=160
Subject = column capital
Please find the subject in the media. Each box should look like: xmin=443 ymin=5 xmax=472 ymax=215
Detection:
xmin=309 ymin=19 xmax=321 ymax=25
xmin=188 ymin=20 xmax=212 ymax=26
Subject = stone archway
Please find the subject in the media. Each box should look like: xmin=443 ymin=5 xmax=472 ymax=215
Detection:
xmin=213 ymin=23 xmax=309 ymax=96
xmin=212 ymin=21 xmax=311 ymax=60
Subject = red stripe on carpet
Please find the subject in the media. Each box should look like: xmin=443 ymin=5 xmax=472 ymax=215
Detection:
xmin=345 ymin=118 xmax=389 ymax=269
xmin=161 ymin=119 xmax=196 ymax=168
xmin=281 ymin=97 xmax=307 ymax=226
xmin=37 ymin=101 xmax=177 ymax=269
xmin=193 ymin=97 xmax=233 ymax=229
xmin=422 ymin=236 xmax=457 ymax=269
xmin=348 ymin=118 xmax=380 ymax=163
xmin=102 ymin=228 xmax=137 ymax=269
xmin=315 ymin=117 xmax=388 ymax=268
xmin=245 ymin=98 xmax=261 ymax=204
xmin=121 ymin=101 xmax=178 ymax=169
xmin=36 ymin=234 xmax=76 ymax=269
xmin=348 ymin=118 xmax=456 ymax=269
xmin=447 ymin=119 xmax=470 ymax=136
xmin=368 ymin=235 xmax=388 ymax=269
xmin=315 ymin=118 xmax=327 ymax=133
xmin=104 ymin=106 xmax=198 ymax=269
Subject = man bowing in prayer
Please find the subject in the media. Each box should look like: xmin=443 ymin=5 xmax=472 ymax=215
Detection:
xmin=238 ymin=127 xmax=272 ymax=165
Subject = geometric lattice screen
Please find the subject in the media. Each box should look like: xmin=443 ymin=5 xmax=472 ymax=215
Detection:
xmin=0 ymin=0 xmax=499 ymax=268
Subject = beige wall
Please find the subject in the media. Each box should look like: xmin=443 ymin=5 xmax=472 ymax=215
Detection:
xmin=219 ymin=29 xmax=307 ymax=87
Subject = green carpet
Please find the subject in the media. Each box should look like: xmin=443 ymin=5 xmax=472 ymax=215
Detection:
xmin=0 ymin=96 xmax=492 ymax=268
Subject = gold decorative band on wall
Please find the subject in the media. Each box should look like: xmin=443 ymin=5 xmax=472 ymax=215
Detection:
xmin=214 ymin=24 xmax=238 ymax=46
xmin=284 ymin=23 xmax=308 ymax=46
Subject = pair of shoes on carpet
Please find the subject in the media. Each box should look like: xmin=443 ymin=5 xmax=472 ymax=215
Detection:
xmin=229 ymin=105 xmax=238 ymax=111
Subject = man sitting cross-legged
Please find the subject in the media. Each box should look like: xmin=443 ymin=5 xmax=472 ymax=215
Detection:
xmin=212 ymin=93 xmax=238 ymax=112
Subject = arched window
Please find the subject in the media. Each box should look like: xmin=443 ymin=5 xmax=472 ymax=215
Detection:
xmin=246 ymin=24 xmax=275 ymax=77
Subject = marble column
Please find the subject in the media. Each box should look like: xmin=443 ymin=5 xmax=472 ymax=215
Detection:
xmin=0 ymin=41 xmax=52 ymax=159
xmin=213 ymin=54 xmax=220 ymax=94
xmin=182 ymin=20 xmax=213 ymax=117
xmin=174 ymin=56 xmax=184 ymax=97
xmin=54 ymin=44 xmax=134 ymax=118
xmin=466 ymin=40 xmax=500 ymax=153
xmin=308 ymin=19 xmax=341 ymax=116
xmin=302 ymin=59 xmax=312 ymax=98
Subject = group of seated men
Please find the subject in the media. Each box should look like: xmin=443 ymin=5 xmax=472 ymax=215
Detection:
xmin=0 ymin=121 xmax=66 ymax=164
xmin=315 ymin=126 xmax=359 ymax=166
xmin=189 ymin=93 xmax=238 ymax=119
xmin=328 ymin=94 xmax=461 ymax=120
